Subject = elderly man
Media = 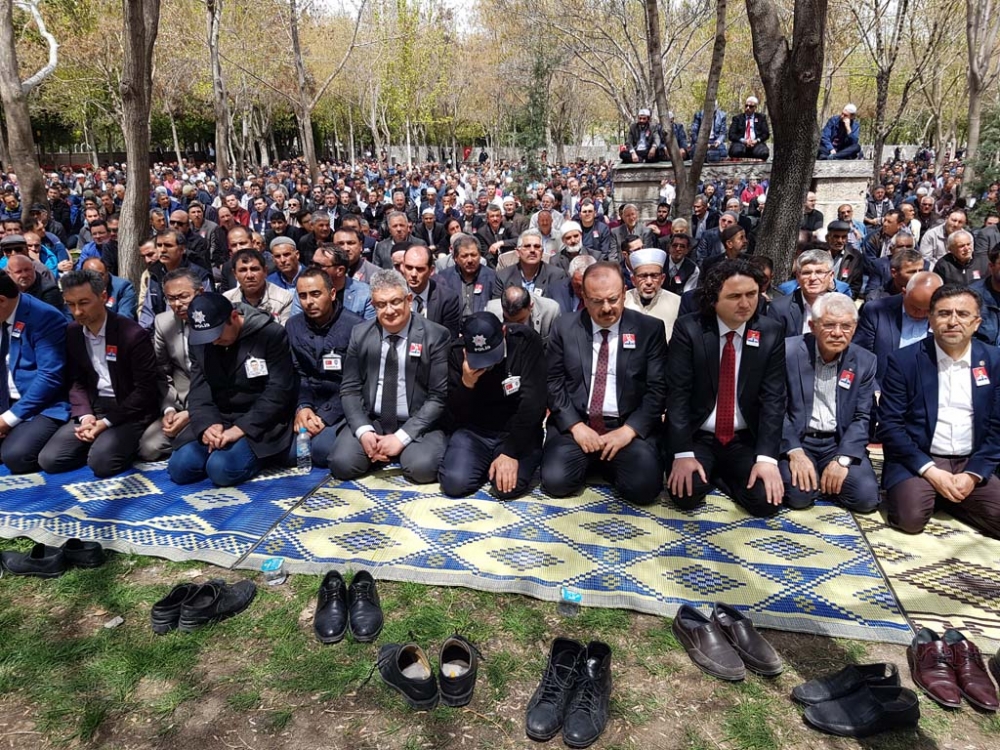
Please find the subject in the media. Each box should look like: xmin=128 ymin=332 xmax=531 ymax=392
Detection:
xmin=624 ymin=248 xmax=682 ymax=341
xmin=81 ymin=257 xmax=136 ymax=319
xmin=920 ymin=209 xmax=968 ymax=267
xmin=5 ymin=254 xmax=63 ymax=311
xmin=801 ymin=192 xmax=824 ymax=234
xmin=549 ymin=221 xmax=590 ymax=272
xmin=690 ymin=105 xmax=729 ymax=162
xmin=701 ymin=224 xmax=749 ymax=278
xmin=494 ymin=229 xmax=571 ymax=307
xmin=878 ymin=285 xmax=1000 ymax=538
xmin=933 ymin=230 xmax=987 ymax=287
xmin=620 ymin=108 xmax=665 ymax=163
xmin=728 ymin=96 xmax=770 ymax=160
xmin=475 ymin=204 xmax=517 ymax=266
xmin=611 ymin=204 xmax=642 ymax=261
xmin=694 ymin=211 xmax=738 ymax=267
xmin=436 ymin=234 xmax=496 ymax=321
xmin=414 ymin=207 xmax=448 ymax=258
xmin=223 ymin=248 xmax=294 ymax=325
xmin=267 ymin=236 xmax=306 ymax=296
xmin=311 ymin=245 xmax=375 ymax=321
xmin=819 ymin=104 xmax=861 ymax=160
xmin=663 ymin=234 xmax=699 ymax=296
xmin=780 ymin=293 xmax=880 ymax=512
xmin=768 ymin=249 xmax=839 ymax=337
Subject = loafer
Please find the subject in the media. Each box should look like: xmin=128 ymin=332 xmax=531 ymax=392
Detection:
xmin=943 ymin=629 xmax=999 ymax=711
xmin=0 ymin=543 xmax=66 ymax=578
xmin=907 ymin=627 xmax=961 ymax=708
xmin=151 ymin=582 xmax=202 ymax=634
xmin=438 ymin=634 xmax=479 ymax=707
xmin=348 ymin=570 xmax=383 ymax=642
xmin=61 ymin=538 xmax=106 ymax=568
xmin=792 ymin=663 xmax=900 ymax=706
xmin=525 ymin=637 xmax=585 ymax=742
xmin=712 ymin=602 xmax=782 ymax=676
xmin=803 ymin=684 xmax=920 ymax=737
xmin=178 ymin=579 xmax=257 ymax=632
xmin=377 ymin=642 xmax=439 ymax=710
xmin=313 ymin=570 xmax=348 ymax=644
xmin=562 ymin=641 xmax=612 ymax=749
xmin=671 ymin=604 xmax=745 ymax=681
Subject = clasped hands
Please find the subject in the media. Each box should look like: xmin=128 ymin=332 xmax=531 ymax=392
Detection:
xmin=570 ymin=422 xmax=636 ymax=461
xmin=924 ymin=466 xmax=977 ymax=504
xmin=201 ymin=423 xmax=245 ymax=451
xmin=74 ymin=415 xmax=109 ymax=443
xmin=360 ymin=431 xmax=404 ymax=463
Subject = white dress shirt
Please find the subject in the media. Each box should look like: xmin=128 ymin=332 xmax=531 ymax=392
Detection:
xmin=82 ymin=316 xmax=116 ymax=427
xmin=2 ymin=298 xmax=22 ymax=427
xmin=587 ymin=320 xmax=620 ymax=419
xmin=357 ymin=325 xmax=412 ymax=446
xmin=927 ymin=342 xmax=974 ymax=460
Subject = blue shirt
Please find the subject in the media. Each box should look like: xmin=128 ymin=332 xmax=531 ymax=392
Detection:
xmin=900 ymin=310 xmax=929 ymax=349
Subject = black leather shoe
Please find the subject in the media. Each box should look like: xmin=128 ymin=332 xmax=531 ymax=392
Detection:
xmin=803 ymin=685 xmax=920 ymax=737
xmin=348 ymin=570 xmax=383 ymax=642
xmin=313 ymin=571 xmax=348 ymax=644
xmin=151 ymin=582 xmax=202 ymax=634
xmin=792 ymin=663 xmax=900 ymax=706
xmin=562 ymin=641 xmax=612 ymax=749
xmin=377 ymin=642 xmax=439 ymax=710
xmin=61 ymin=538 xmax=106 ymax=568
xmin=712 ymin=602 xmax=782 ymax=676
xmin=438 ymin=634 xmax=479 ymax=707
xmin=672 ymin=604 xmax=745 ymax=681
xmin=178 ymin=580 xmax=257 ymax=632
xmin=525 ymin=637 xmax=585 ymax=742
xmin=0 ymin=543 xmax=66 ymax=578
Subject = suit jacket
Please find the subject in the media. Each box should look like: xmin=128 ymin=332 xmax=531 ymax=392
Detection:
xmin=579 ymin=221 xmax=614 ymax=262
xmin=611 ymin=224 xmax=642 ymax=262
xmin=766 ymin=289 xmax=809 ymax=338
xmin=492 ymin=263 xmax=569 ymax=304
xmin=546 ymin=308 xmax=668 ymax=439
xmin=854 ymin=295 xmax=929 ymax=386
xmin=781 ymin=336 xmax=877 ymax=460
xmin=833 ymin=248 xmax=865 ymax=299
xmin=974 ymin=225 xmax=1000 ymax=258
xmin=436 ymin=265 xmax=497 ymax=317
xmin=877 ymin=337 xmax=1000 ymax=489
xmin=373 ymin=235 xmax=426 ymax=270
xmin=728 ymin=112 xmax=770 ymax=145
xmin=475 ymin=223 xmax=517 ymax=266
xmin=665 ymin=313 xmax=786 ymax=458
xmin=485 ymin=295 xmax=561 ymax=347
xmin=694 ymin=227 xmax=724 ymax=266
xmin=5 ymin=294 xmax=70 ymax=423
xmin=66 ymin=312 xmax=159 ymax=425
xmin=417 ymin=278 xmax=461 ymax=338
xmin=343 ymin=277 xmax=376 ymax=320
xmin=153 ymin=310 xmax=192 ymax=413
xmin=340 ymin=314 xmax=451 ymax=441
xmin=413 ymin=222 xmax=448 ymax=252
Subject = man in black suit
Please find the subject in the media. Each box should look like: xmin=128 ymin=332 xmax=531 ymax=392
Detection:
xmin=373 ymin=211 xmax=425 ymax=270
xmin=413 ymin=207 xmax=448 ymax=259
xmin=728 ymin=96 xmax=770 ymax=160
xmin=767 ymin=249 xmax=835 ymax=337
xmin=826 ymin=221 xmax=865 ymax=298
xmin=476 ymin=205 xmax=517 ymax=267
xmin=400 ymin=245 xmax=461 ymax=338
xmin=541 ymin=262 xmax=668 ymax=506
xmin=666 ymin=259 xmax=786 ymax=516
xmin=330 ymin=269 xmax=450 ymax=484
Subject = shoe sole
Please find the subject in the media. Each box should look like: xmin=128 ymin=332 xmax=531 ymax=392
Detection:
xmin=671 ymin=619 xmax=745 ymax=681
xmin=563 ymin=731 xmax=605 ymax=749
xmin=151 ymin=616 xmax=180 ymax=635
xmin=440 ymin=685 xmax=475 ymax=708
xmin=959 ymin=687 xmax=999 ymax=712
xmin=349 ymin=621 xmax=383 ymax=643
xmin=525 ymin=726 xmax=561 ymax=743
xmin=1 ymin=568 xmax=65 ymax=579
xmin=907 ymin=650 xmax=962 ymax=708
xmin=177 ymin=589 xmax=257 ymax=633
xmin=315 ymin=627 xmax=347 ymax=645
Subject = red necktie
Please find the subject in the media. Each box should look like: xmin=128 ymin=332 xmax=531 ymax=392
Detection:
xmin=745 ymin=118 xmax=752 ymax=141
xmin=717 ymin=331 xmax=736 ymax=446
xmin=588 ymin=330 xmax=610 ymax=435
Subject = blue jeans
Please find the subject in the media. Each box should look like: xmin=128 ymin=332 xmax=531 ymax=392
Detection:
xmin=168 ymin=437 xmax=261 ymax=487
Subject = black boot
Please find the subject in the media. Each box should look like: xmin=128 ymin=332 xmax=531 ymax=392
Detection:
xmin=525 ymin=638 xmax=584 ymax=742
xmin=562 ymin=641 xmax=612 ymax=749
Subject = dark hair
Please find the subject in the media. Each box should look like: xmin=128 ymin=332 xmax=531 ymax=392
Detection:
xmin=891 ymin=247 xmax=924 ymax=269
xmin=668 ymin=233 xmax=692 ymax=248
xmin=61 ymin=268 xmax=106 ymax=296
xmin=697 ymin=259 xmax=764 ymax=317
xmin=269 ymin=212 xmax=287 ymax=223
xmin=930 ymin=284 xmax=982 ymax=314
xmin=748 ymin=255 xmax=774 ymax=274
xmin=88 ymin=219 xmax=108 ymax=232
xmin=885 ymin=209 xmax=905 ymax=224
xmin=623 ymin=234 xmax=641 ymax=246
xmin=501 ymin=285 xmax=531 ymax=318
xmin=333 ymin=226 xmax=365 ymax=246
xmin=0 ymin=271 xmax=18 ymax=298
xmin=453 ymin=234 xmax=479 ymax=257
xmin=297 ymin=266 xmax=332 ymax=291
xmin=162 ymin=266 xmax=204 ymax=289
xmin=339 ymin=214 xmax=361 ymax=229
xmin=231 ymin=248 xmax=266 ymax=268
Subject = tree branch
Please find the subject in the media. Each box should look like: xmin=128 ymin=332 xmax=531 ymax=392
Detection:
xmin=309 ymin=0 xmax=368 ymax=109
xmin=16 ymin=0 xmax=58 ymax=93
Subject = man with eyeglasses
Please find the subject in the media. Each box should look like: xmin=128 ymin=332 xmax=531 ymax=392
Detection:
xmin=662 ymin=234 xmax=699 ymax=296
xmin=767 ymin=249 xmax=836 ymax=337
xmin=780 ymin=293 xmax=879 ymax=512
xmin=311 ymin=245 xmax=375 ymax=320
xmin=879 ymin=285 xmax=1000 ymax=538
xmin=728 ymin=96 xmax=770 ymax=161
xmin=493 ymin=229 xmax=570 ymax=309
xmin=623 ymin=248 xmax=681 ymax=341
xmin=576 ymin=199 xmax=613 ymax=262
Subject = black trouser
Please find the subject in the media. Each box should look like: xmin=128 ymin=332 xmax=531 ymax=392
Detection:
xmin=38 ymin=397 xmax=148 ymax=478
xmin=0 ymin=415 xmax=64 ymax=474
xmin=438 ymin=428 xmax=541 ymax=500
xmin=728 ymin=142 xmax=770 ymax=161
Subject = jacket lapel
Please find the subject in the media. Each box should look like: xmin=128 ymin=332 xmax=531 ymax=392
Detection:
xmin=105 ymin=313 xmax=120 ymax=396
xmin=405 ymin=317 xmax=421 ymax=407
xmin=10 ymin=297 xmax=25 ymax=369
xmin=702 ymin=317 xmax=720 ymax=396
xmin=366 ymin=322 xmax=382 ymax=409
xmin=833 ymin=344 xmax=853 ymax=430
xmin=971 ymin=342 xmax=992 ymax=444
xmin=577 ymin=313 xmax=594 ymax=393
xmin=919 ymin=338 xmax=938 ymax=432
xmin=803 ymin=336 xmax=818 ymax=421
xmin=616 ymin=314 xmax=634 ymax=396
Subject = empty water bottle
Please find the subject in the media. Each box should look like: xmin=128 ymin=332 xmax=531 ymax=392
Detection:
xmin=558 ymin=586 xmax=582 ymax=618
xmin=296 ymin=427 xmax=311 ymax=472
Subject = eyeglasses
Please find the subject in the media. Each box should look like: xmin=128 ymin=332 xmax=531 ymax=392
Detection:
xmin=372 ymin=297 xmax=408 ymax=311
xmin=818 ymin=323 xmax=855 ymax=333
xmin=170 ymin=220 xmax=188 ymax=227
xmin=799 ymin=269 xmax=831 ymax=278
xmin=520 ymin=244 xmax=542 ymax=249
xmin=311 ymin=262 xmax=335 ymax=270
xmin=165 ymin=292 xmax=196 ymax=303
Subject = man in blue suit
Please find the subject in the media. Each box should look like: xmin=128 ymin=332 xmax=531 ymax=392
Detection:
xmin=82 ymin=257 xmax=137 ymax=319
xmin=818 ymin=104 xmax=861 ymax=160
xmin=312 ymin=245 xmax=375 ymax=321
xmin=878 ymin=285 xmax=1000 ymax=538
xmin=0 ymin=272 xmax=70 ymax=473
xmin=780 ymin=294 xmax=880 ymax=512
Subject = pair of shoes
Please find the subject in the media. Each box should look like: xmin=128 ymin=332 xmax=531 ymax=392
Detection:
xmin=795 ymin=662 xmax=918 ymax=736
xmin=150 ymin=579 xmax=257 ymax=634
xmin=313 ymin=570 xmax=383 ymax=644
xmin=793 ymin=663 xmax=900 ymax=705
xmin=908 ymin=627 xmax=998 ymax=710
xmin=525 ymin=638 xmax=612 ymax=749
xmin=377 ymin=634 xmax=479 ymax=709
xmin=0 ymin=538 xmax=106 ymax=578
xmin=672 ymin=603 xmax=782 ymax=681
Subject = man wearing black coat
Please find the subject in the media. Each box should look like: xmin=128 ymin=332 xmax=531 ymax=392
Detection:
xmin=728 ymin=96 xmax=770 ymax=160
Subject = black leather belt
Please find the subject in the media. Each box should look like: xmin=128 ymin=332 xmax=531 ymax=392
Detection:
xmin=804 ymin=431 xmax=836 ymax=439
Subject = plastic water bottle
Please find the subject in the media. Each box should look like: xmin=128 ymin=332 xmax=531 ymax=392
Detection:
xmin=296 ymin=427 xmax=311 ymax=472
xmin=261 ymin=557 xmax=286 ymax=586
xmin=558 ymin=586 xmax=582 ymax=618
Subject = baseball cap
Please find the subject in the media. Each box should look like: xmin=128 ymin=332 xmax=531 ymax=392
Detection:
xmin=187 ymin=293 xmax=235 ymax=345
xmin=461 ymin=312 xmax=506 ymax=370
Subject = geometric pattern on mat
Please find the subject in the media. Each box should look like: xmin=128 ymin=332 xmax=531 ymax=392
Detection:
xmin=858 ymin=509 xmax=1000 ymax=652
xmin=245 ymin=470 xmax=914 ymax=644
xmin=0 ymin=463 xmax=329 ymax=567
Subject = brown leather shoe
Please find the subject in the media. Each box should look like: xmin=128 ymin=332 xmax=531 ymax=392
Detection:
xmin=907 ymin=627 xmax=961 ymax=708
xmin=672 ymin=604 xmax=745 ymax=681
xmin=712 ymin=602 xmax=782 ymax=676
xmin=943 ymin=629 xmax=999 ymax=711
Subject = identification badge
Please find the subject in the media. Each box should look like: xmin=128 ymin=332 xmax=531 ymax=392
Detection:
xmin=245 ymin=356 xmax=268 ymax=378
xmin=838 ymin=369 xmax=855 ymax=389
xmin=106 ymin=297 xmax=115 ymax=308
xmin=322 ymin=353 xmax=342 ymax=372
xmin=533 ymin=288 xmax=543 ymax=296
xmin=841 ymin=267 xmax=850 ymax=278
xmin=622 ymin=333 xmax=636 ymax=349
xmin=409 ymin=342 xmax=422 ymax=358
xmin=11 ymin=321 xmax=24 ymax=339
xmin=502 ymin=375 xmax=521 ymax=395
xmin=105 ymin=345 xmax=117 ymax=361
xmin=746 ymin=329 xmax=760 ymax=347
xmin=974 ymin=366 xmax=991 ymax=386
xmin=593 ymin=230 xmax=600 ymax=238
xmin=674 ymin=275 xmax=682 ymax=284
xmin=474 ymin=283 xmax=483 ymax=295
xmin=974 ymin=270 xmax=982 ymax=280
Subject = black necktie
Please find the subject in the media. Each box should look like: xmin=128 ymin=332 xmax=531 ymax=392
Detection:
xmin=381 ymin=334 xmax=400 ymax=433
xmin=0 ymin=323 xmax=9 ymax=413
xmin=414 ymin=295 xmax=424 ymax=315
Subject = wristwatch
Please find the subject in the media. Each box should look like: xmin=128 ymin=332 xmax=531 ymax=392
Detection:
xmin=835 ymin=455 xmax=851 ymax=468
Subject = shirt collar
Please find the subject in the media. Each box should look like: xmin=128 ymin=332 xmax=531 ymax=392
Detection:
xmin=591 ymin=317 xmax=622 ymax=338
xmin=4 ymin=296 xmax=20 ymax=327
xmin=381 ymin=319 xmax=410 ymax=341
xmin=83 ymin=316 xmax=108 ymax=343
xmin=716 ymin=317 xmax=748 ymax=339
xmin=935 ymin=341 xmax=972 ymax=366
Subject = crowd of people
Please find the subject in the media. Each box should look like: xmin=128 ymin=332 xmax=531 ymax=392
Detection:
xmin=0 ymin=139 xmax=998 ymax=540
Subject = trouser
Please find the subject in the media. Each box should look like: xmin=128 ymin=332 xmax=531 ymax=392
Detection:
xmin=778 ymin=433 xmax=880 ymax=512
xmin=705 ymin=144 xmax=728 ymax=163
xmin=438 ymin=428 xmax=542 ymax=500
xmin=818 ymin=143 xmax=861 ymax=160
xmin=329 ymin=423 xmax=447 ymax=485
xmin=728 ymin=142 xmax=770 ymax=161
xmin=138 ymin=419 xmax=195 ymax=462
xmin=284 ymin=423 xmax=341 ymax=469
xmin=886 ymin=456 xmax=1000 ymax=538
xmin=38 ymin=419 xmax=148 ymax=478
xmin=168 ymin=437 xmax=263 ymax=487
xmin=0 ymin=415 xmax=64 ymax=474
xmin=618 ymin=146 xmax=666 ymax=164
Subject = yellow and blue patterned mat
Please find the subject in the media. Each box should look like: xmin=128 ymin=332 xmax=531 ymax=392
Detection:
xmin=244 ymin=470 xmax=915 ymax=645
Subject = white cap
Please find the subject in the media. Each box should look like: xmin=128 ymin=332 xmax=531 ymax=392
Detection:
xmin=746 ymin=96 xmax=759 ymax=105
xmin=630 ymin=248 xmax=667 ymax=269
xmin=638 ymin=108 xmax=651 ymax=117
xmin=560 ymin=221 xmax=582 ymax=235
xmin=757 ymin=193 xmax=767 ymax=204
xmin=502 ymin=195 xmax=515 ymax=205
xmin=844 ymin=103 xmax=858 ymax=114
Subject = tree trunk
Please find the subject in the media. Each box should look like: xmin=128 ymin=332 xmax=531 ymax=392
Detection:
xmin=168 ymin=108 xmax=183 ymax=168
xmin=0 ymin=0 xmax=45 ymax=221
xmin=207 ymin=0 xmax=231 ymax=179
xmin=746 ymin=0 xmax=827 ymax=282
xmin=0 ymin=105 xmax=11 ymax=169
xmin=119 ymin=0 xmax=160 ymax=288
xmin=871 ymin=70 xmax=890 ymax=181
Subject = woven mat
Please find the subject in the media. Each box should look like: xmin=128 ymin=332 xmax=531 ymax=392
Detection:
xmin=245 ymin=470 xmax=914 ymax=645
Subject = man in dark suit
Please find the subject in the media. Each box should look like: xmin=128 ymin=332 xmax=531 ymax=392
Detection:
xmin=974 ymin=218 xmax=1000 ymax=259
xmin=373 ymin=211 xmax=425 ymax=270
xmin=38 ymin=270 xmax=159 ymax=477
xmin=475 ymin=205 xmax=517 ymax=267
xmin=878 ymin=285 xmax=1000 ymax=538
xmin=728 ymin=96 xmax=770 ymax=160
xmin=492 ymin=229 xmax=570 ymax=306
xmin=863 ymin=233 xmax=925 ymax=301
xmin=400 ymin=245 xmax=461 ymax=338
xmin=0 ymin=272 xmax=70 ymax=474
xmin=168 ymin=292 xmax=298 ymax=486
xmin=780 ymin=294 xmax=880 ymax=512
xmin=435 ymin=234 xmax=496 ymax=321
xmin=330 ymin=269 xmax=451 ymax=484
xmin=767 ymin=249 xmax=836 ymax=337
xmin=541 ymin=262 xmax=668 ymax=506
xmin=666 ymin=259 xmax=786 ymax=516
xmin=413 ymin=208 xmax=449 ymax=259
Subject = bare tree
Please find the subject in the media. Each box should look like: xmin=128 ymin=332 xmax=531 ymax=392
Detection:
xmin=746 ymin=0 xmax=828 ymax=281
xmin=0 ymin=0 xmax=58 ymax=220
xmin=207 ymin=0 xmax=232 ymax=179
xmin=965 ymin=0 xmax=1000 ymax=186
xmin=118 ymin=0 xmax=160 ymax=287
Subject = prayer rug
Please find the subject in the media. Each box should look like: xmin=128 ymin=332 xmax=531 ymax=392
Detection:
xmin=246 ymin=470 xmax=914 ymax=645
xmin=0 ymin=462 xmax=329 ymax=567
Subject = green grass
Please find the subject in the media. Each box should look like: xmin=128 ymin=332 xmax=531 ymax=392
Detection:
xmin=722 ymin=679 xmax=780 ymax=750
